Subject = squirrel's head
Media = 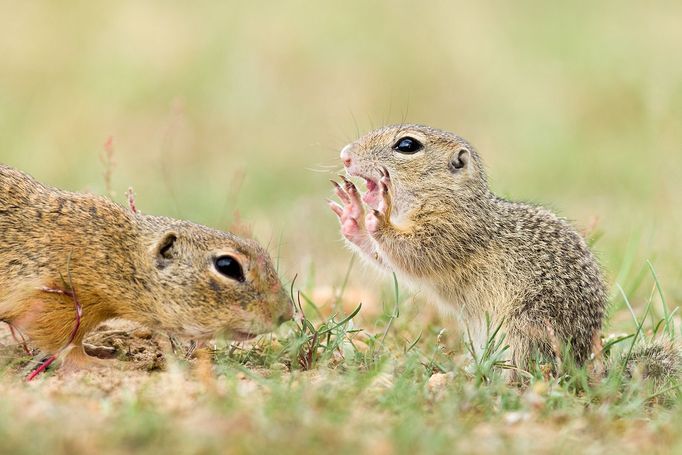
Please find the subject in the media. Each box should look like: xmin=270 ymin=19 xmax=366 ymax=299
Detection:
xmin=144 ymin=219 xmax=293 ymax=341
xmin=340 ymin=124 xmax=489 ymax=215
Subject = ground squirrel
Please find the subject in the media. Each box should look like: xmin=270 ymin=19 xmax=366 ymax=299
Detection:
xmin=0 ymin=164 xmax=293 ymax=371
xmin=329 ymin=124 xmax=608 ymax=374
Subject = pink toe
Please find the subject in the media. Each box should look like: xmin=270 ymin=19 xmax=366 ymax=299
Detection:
xmin=365 ymin=213 xmax=379 ymax=233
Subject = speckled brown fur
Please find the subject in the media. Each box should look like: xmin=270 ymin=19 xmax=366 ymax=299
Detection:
xmin=0 ymin=164 xmax=292 ymax=367
xmin=332 ymin=124 xmax=608 ymax=374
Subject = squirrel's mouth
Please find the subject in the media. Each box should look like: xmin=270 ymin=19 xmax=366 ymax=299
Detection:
xmin=362 ymin=177 xmax=381 ymax=209
xmin=347 ymin=170 xmax=381 ymax=209
xmin=175 ymin=324 xmax=259 ymax=343
xmin=229 ymin=330 xmax=259 ymax=341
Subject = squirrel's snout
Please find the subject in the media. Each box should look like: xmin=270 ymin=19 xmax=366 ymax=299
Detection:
xmin=274 ymin=292 xmax=294 ymax=325
xmin=340 ymin=144 xmax=353 ymax=168
xmin=278 ymin=303 xmax=294 ymax=325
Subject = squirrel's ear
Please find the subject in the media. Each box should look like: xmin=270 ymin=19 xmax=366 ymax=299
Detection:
xmin=449 ymin=149 xmax=470 ymax=173
xmin=154 ymin=231 xmax=178 ymax=268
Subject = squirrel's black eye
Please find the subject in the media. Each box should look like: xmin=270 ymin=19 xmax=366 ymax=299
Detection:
xmin=214 ymin=255 xmax=245 ymax=282
xmin=392 ymin=136 xmax=423 ymax=154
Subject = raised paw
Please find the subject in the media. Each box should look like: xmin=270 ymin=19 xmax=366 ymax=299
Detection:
xmin=365 ymin=168 xmax=392 ymax=235
xmin=339 ymin=175 xmax=365 ymax=220
xmin=328 ymin=177 xmax=368 ymax=247
xmin=377 ymin=166 xmax=393 ymax=220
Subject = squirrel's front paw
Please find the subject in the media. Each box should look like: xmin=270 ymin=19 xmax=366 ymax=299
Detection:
xmin=328 ymin=176 xmax=368 ymax=247
xmin=365 ymin=167 xmax=392 ymax=235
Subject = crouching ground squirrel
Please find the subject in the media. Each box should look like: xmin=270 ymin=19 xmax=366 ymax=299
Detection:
xmin=0 ymin=164 xmax=293 ymax=372
xmin=329 ymin=123 xmax=650 ymax=377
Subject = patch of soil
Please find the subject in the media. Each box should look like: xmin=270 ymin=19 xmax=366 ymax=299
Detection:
xmin=83 ymin=320 xmax=168 ymax=371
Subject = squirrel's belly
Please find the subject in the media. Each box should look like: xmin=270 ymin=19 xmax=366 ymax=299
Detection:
xmin=409 ymin=275 xmax=515 ymax=350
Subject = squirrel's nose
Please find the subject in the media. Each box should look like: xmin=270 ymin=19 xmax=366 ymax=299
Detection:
xmin=340 ymin=144 xmax=352 ymax=168
xmin=277 ymin=299 xmax=294 ymax=325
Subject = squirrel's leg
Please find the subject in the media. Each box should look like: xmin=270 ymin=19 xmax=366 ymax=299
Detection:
xmin=329 ymin=177 xmax=384 ymax=267
xmin=12 ymin=291 xmax=84 ymax=355
xmin=505 ymin=320 xmax=560 ymax=383
xmin=14 ymin=286 xmax=124 ymax=372
xmin=61 ymin=337 xmax=128 ymax=371
xmin=505 ymin=334 xmax=535 ymax=384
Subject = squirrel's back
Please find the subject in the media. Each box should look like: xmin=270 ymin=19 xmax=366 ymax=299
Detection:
xmin=491 ymin=197 xmax=607 ymax=363
xmin=0 ymin=164 xmax=140 ymax=294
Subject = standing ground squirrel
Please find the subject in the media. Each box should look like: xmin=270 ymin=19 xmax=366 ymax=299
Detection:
xmin=0 ymin=164 xmax=293 ymax=370
xmin=329 ymin=124 xmax=608 ymax=374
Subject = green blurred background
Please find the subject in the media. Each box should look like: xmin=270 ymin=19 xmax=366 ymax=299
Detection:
xmin=1 ymin=1 xmax=680 ymax=316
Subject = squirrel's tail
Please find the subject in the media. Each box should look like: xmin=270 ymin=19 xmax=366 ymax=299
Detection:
xmin=616 ymin=339 xmax=682 ymax=385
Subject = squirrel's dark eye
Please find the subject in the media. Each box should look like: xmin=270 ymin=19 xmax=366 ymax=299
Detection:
xmin=214 ymin=255 xmax=245 ymax=282
xmin=392 ymin=136 xmax=423 ymax=154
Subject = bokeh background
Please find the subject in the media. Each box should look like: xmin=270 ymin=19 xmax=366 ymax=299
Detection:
xmin=1 ymin=1 xmax=681 ymax=321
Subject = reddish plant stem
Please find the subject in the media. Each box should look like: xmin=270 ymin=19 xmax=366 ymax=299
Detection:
xmin=127 ymin=187 xmax=138 ymax=214
xmin=26 ymin=354 xmax=58 ymax=381
xmin=6 ymin=322 xmax=32 ymax=355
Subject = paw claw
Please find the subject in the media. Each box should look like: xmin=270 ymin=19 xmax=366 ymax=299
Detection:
xmin=331 ymin=179 xmax=351 ymax=205
xmin=327 ymin=199 xmax=343 ymax=218
xmin=343 ymin=179 xmax=357 ymax=194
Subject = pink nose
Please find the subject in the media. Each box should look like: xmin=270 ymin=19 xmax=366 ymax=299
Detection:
xmin=340 ymin=144 xmax=352 ymax=167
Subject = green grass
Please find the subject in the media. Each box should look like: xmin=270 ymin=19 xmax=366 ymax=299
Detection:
xmin=2 ymin=265 xmax=681 ymax=454
xmin=1 ymin=1 xmax=682 ymax=453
